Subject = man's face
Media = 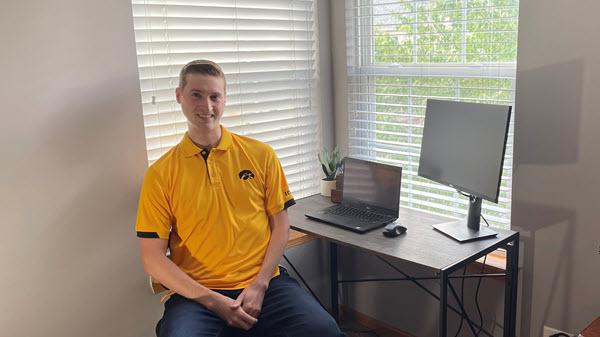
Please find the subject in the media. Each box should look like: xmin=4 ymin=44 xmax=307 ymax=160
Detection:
xmin=176 ymin=74 xmax=226 ymax=134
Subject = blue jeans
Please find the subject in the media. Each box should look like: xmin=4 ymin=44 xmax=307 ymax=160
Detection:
xmin=156 ymin=269 xmax=345 ymax=337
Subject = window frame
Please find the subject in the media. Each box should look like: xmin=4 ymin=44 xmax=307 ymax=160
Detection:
xmin=345 ymin=0 xmax=518 ymax=229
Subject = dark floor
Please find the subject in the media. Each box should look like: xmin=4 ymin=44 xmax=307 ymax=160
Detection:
xmin=340 ymin=320 xmax=380 ymax=337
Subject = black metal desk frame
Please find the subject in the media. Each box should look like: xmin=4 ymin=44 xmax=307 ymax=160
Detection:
xmin=287 ymin=195 xmax=519 ymax=337
xmin=328 ymin=236 xmax=519 ymax=337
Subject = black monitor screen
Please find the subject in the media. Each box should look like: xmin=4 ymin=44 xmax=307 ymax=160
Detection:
xmin=343 ymin=157 xmax=401 ymax=214
xmin=418 ymin=99 xmax=511 ymax=203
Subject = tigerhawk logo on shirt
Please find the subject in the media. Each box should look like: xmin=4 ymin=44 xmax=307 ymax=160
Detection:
xmin=238 ymin=169 xmax=255 ymax=180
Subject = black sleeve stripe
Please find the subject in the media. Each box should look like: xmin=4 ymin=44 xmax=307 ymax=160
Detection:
xmin=284 ymin=199 xmax=296 ymax=210
xmin=137 ymin=231 xmax=160 ymax=238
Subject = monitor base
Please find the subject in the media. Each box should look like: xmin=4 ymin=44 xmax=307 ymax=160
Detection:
xmin=433 ymin=220 xmax=498 ymax=243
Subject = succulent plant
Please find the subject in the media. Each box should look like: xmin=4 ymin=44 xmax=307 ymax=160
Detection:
xmin=318 ymin=146 xmax=342 ymax=181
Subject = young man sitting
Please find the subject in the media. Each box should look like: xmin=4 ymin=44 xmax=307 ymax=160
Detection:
xmin=136 ymin=60 xmax=345 ymax=337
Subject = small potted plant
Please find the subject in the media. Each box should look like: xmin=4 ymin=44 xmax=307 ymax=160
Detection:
xmin=318 ymin=146 xmax=342 ymax=197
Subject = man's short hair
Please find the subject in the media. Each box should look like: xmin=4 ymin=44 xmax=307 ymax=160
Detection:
xmin=178 ymin=60 xmax=226 ymax=90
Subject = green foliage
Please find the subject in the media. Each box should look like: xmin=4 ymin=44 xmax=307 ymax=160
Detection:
xmin=373 ymin=0 xmax=518 ymax=64
xmin=318 ymin=146 xmax=341 ymax=181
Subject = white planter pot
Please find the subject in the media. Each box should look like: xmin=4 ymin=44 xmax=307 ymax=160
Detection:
xmin=319 ymin=179 xmax=337 ymax=197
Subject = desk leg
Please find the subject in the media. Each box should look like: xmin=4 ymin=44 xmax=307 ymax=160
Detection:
xmin=439 ymin=270 xmax=449 ymax=337
xmin=330 ymin=242 xmax=339 ymax=321
xmin=504 ymin=234 xmax=519 ymax=337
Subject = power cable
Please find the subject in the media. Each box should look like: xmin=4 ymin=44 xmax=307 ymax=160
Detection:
xmin=453 ymin=266 xmax=468 ymax=337
xmin=475 ymin=254 xmax=488 ymax=336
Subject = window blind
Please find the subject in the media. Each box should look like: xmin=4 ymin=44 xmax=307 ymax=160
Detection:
xmin=131 ymin=0 xmax=322 ymax=197
xmin=346 ymin=0 xmax=518 ymax=229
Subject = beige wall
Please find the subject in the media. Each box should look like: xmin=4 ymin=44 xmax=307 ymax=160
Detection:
xmin=513 ymin=0 xmax=600 ymax=335
xmin=0 ymin=1 xmax=161 ymax=336
xmin=331 ymin=0 xmax=349 ymax=155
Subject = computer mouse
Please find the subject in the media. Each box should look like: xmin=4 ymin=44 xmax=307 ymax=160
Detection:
xmin=383 ymin=223 xmax=407 ymax=237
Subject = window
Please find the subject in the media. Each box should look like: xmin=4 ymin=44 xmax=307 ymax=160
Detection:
xmin=346 ymin=0 xmax=518 ymax=228
xmin=131 ymin=0 xmax=322 ymax=197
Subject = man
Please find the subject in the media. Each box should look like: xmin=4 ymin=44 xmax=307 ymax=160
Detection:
xmin=136 ymin=60 xmax=345 ymax=337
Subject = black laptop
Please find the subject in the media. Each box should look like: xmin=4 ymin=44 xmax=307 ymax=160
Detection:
xmin=305 ymin=157 xmax=402 ymax=233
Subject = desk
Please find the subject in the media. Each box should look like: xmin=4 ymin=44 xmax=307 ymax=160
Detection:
xmin=288 ymin=194 xmax=519 ymax=337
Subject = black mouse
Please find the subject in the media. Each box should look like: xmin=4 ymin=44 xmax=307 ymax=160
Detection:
xmin=383 ymin=223 xmax=407 ymax=237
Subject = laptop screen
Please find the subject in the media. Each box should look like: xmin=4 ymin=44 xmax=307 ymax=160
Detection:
xmin=342 ymin=157 xmax=402 ymax=216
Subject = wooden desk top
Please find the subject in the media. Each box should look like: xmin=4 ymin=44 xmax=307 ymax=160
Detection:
xmin=287 ymin=229 xmax=316 ymax=248
xmin=288 ymin=194 xmax=518 ymax=272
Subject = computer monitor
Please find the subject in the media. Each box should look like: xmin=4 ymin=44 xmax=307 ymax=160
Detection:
xmin=418 ymin=99 xmax=512 ymax=242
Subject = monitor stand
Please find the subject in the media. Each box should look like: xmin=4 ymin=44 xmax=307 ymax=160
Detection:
xmin=433 ymin=219 xmax=498 ymax=243
xmin=432 ymin=195 xmax=498 ymax=243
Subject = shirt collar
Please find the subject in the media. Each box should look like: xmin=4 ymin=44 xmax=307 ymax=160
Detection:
xmin=215 ymin=125 xmax=232 ymax=151
xmin=180 ymin=125 xmax=232 ymax=158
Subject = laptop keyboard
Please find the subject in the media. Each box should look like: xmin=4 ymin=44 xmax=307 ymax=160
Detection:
xmin=326 ymin=205 xmax=388 ymax=223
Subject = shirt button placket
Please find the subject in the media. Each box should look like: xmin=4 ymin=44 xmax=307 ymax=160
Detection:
xmin=207 ymin=157 xmax=219 ymax=185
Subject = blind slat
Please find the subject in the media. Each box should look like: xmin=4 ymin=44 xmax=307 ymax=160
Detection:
xmin=134 ymin=0 xmax=321 ymax=196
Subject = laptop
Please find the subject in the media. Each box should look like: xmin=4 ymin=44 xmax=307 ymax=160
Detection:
xmin=305 ymin=157 xmax=402 ymax=233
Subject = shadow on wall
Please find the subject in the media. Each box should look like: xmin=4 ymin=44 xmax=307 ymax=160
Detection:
xmin=49 ymin=79 xmax=152 ymax=335
xmin=513 ymin=58 xmax=584 ymax=336
xmin=514 ymin=59 xmax=583 ymax=166
xmin=512 ymin=200 xmax=576 ymax=337
xmin=1 ymin=76 xmax=153 ymax=336
xmin=340 ymin=247 xmax=440 ymax=336
xmin=281 ymin=239 xmax=332 ymax=311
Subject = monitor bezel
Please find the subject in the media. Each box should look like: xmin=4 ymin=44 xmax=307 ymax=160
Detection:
xmin=417 ymin=99 xmax=512 ymax=204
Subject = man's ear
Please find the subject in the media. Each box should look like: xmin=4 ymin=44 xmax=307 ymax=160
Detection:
xmin=175 ymin=87 xmax=182 ymax=104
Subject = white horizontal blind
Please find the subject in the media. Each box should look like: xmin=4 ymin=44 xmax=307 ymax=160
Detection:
xmin=131 ymin=0 xmax=322 ymax=197
xmin=346 ymin=0 xmax=518 ymax=229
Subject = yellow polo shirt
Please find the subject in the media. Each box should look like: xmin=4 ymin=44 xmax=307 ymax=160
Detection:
xmin=135 ymin=126 xmax=295 ymax=290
